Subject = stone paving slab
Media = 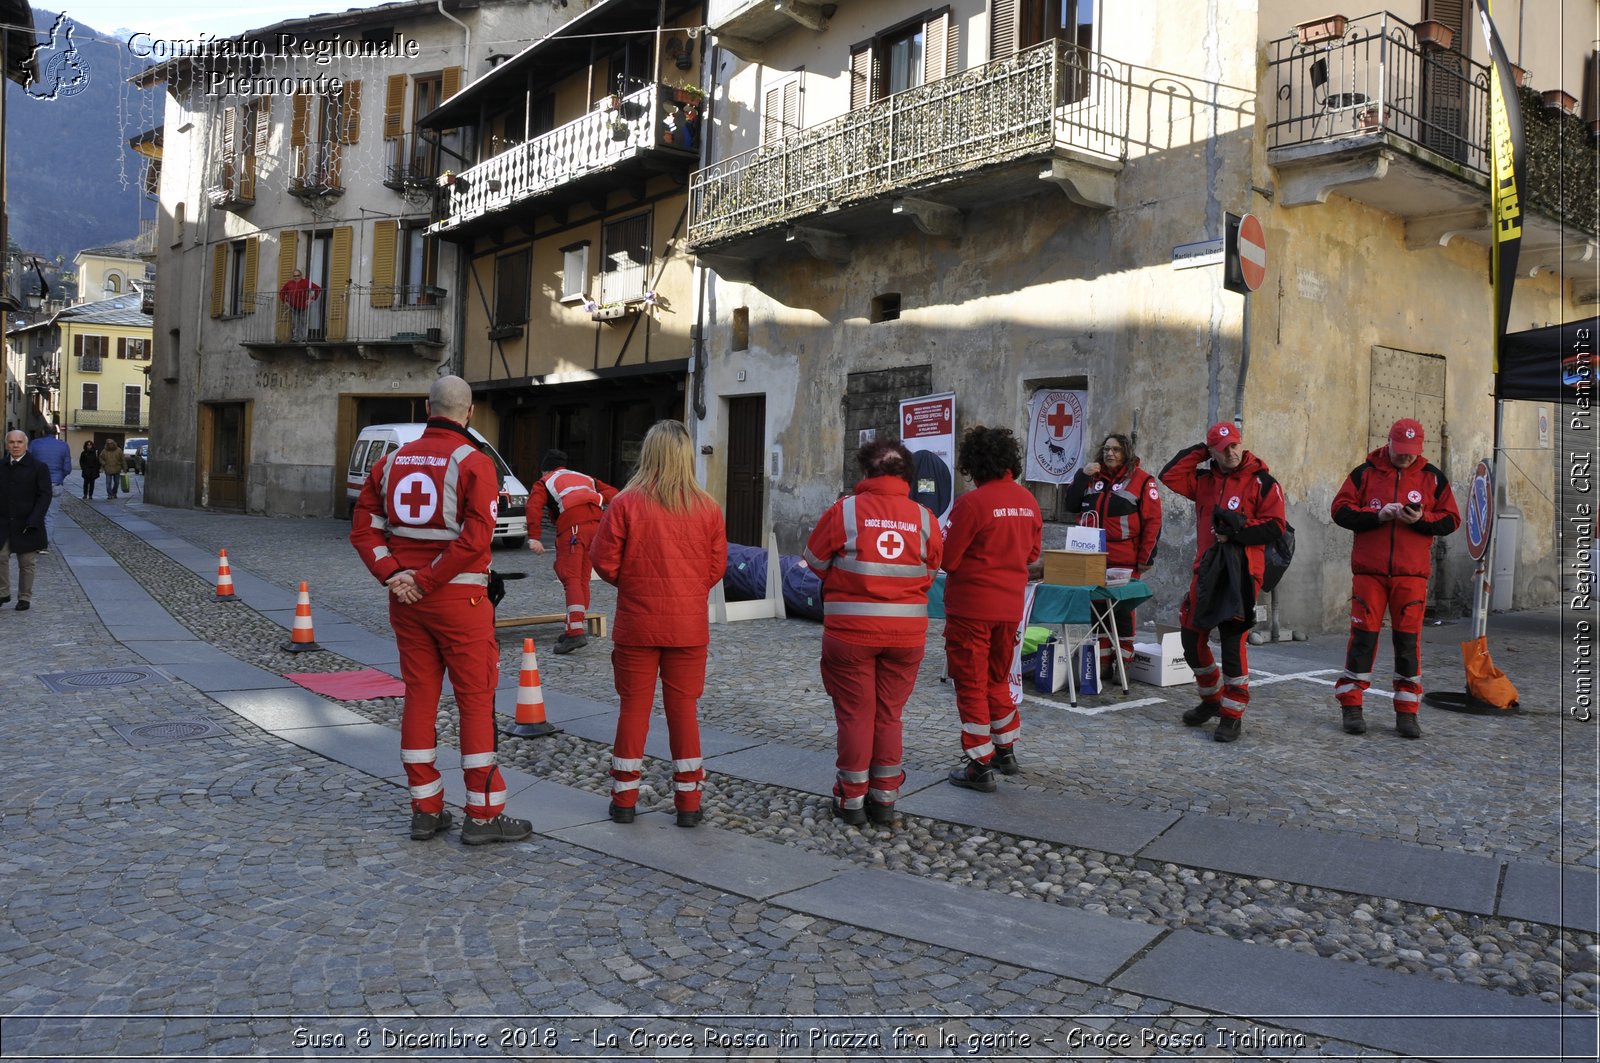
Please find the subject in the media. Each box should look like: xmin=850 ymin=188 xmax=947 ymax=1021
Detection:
xmin=209 ymin=688 xmax=370 ymax=731
xmin=550 ymin=817 xmax=853 ymax=900
xmin=1140 ymin=816 xmax=1502 ymax=913
xmin=123 ymin=640 xmax=238 ymax=665
xmin=1112 ymin=928 xmax=1595 ymax=1061
xmin=103 ymin=616 xmax=194 ymax=641
xmin=557 ymin=712 xmax=766 ymax=761
xmin=504 ymin=778 xmax=617 ymax=834
xmin=160 ymin=661 xmax=296 ymax=693
xmin=273 ymin=721 xmax=431 ymax=781
xmin=316 ymin=633 xmax=403 ymax=667
xmin=700 ymin=742 xmax=845 ymax=792
xmin=899 ymin=780 xmax=1180 ymax=856
xmin=1499 ymin=860 xmax=1600 ymax=933
xmin=774 ymin=869 xmax=1163 ymax=984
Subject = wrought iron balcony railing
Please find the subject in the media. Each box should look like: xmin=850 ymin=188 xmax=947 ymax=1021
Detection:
xmin=384 ymin=132 xmax=440 ymax=189
xmin=688 ymin=40 xmax=1133 ymax=248
xmin=73 ymin=407 xmax=146 ymax=428
xmin=1267 ymin=11 xmax=1490 ymax=175
xmin=237 ymin=285 xmax=447 ymax=346
xmin=430 ymin=83 xmax=694 ymax=234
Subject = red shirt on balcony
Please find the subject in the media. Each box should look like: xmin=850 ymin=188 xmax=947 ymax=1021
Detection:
xmin=279 ymin=271 xmax=321 ymax=311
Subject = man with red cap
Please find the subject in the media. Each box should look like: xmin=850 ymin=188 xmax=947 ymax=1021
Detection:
xmin=1160 ymin=422 xmax=1287 ymax=743
xmin=1331 ymin=418 xmax=1460 ymax=739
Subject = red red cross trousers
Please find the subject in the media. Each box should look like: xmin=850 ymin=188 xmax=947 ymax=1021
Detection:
xmin=1047 ymin=404 xmax=1074 ymax=438
xmin=397 ymin=478 xmax=434 ymax=522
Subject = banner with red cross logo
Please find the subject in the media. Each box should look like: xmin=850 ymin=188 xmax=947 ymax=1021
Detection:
xmin=1024 ymin=389 xmax=1087 ymax=484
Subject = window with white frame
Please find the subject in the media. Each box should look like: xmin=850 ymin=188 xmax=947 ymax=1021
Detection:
xmin=598 ymin=214 xmax=650 ymax=303
xmin=560 ymin=241 xmax=590 ymax=303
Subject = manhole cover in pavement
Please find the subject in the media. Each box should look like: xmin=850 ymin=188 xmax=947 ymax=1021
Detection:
xmin=37 ymin=668 xmax=172 ymax=693
xmin=111 ymin=718 xmax=229 ymax=748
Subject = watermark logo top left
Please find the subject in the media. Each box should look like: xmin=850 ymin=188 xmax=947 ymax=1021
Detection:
xmin=27 ymin=14 xmax=92 ymax=100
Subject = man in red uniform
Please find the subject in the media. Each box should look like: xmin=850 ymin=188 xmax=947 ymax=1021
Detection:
xmin=805 ymin=441 xmax=943 ymax=826
xmin=351 ymin=375 xmax=532 ymax=845
xmin=527 ymin=449 xmax=618 ymax=653
xmin=1331 ymin=418 xmax=1460 ymax=739
xmin=1062 ymin=432 xmax=1163 ymax=678
xmin=1159 ymin=422 xmax=1287 ymax=743
xmin=942 ymin=426 xmax=1042 ymax=791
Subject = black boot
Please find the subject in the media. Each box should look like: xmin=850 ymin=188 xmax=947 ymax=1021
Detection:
xmin=1182 ymin=702 xmax=1220 ymax=726
xmin=1341 ymin=706 xmax=1367 ymax=735
xmin=991 ymin=746 xmax=1020 ymax=775
xmin=1396 ymin=712 xmax=1422 ymax=739
xmin=948 ymin=758 xmax=997 ymax=793
xmin=1213 ymin=715 xmax=1242 ymax=743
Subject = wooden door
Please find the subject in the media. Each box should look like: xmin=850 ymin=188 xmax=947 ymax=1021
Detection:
xmin=725 ymin=395 xmax=765 ymax=547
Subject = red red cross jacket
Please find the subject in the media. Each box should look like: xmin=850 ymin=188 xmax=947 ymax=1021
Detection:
xmin=590 ymin=490 xmax=726 ymax=647
xmin=531 ymin=467 xmax=619 ymax=536
xmin=1332 ymin=446 xmax=1460 ymax=577
xmin=1061 ymin=460 xmax=1162 ymax=570
xmin=349 ymin=419 xmax=497 ymax=595
xmin=1159 ymin=444 xmax=1286 ymax=589
xmin=940 ymin=472 xmax=1043 ymax=622
xmin=804 ymin=475 xmax=944 ymax=647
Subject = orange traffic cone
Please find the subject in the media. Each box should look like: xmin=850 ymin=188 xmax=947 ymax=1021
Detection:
xmin=503 ymin=638 xmax=560 ymax=738
xmin=281 ymin=581 xmax=322 ymax=653
xmin=214 ymin=549 xmax=239 ymax=602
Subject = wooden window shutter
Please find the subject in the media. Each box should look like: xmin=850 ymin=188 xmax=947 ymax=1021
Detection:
xmin=372 ymin=221 xmax=398 ymax=307
xmin=1584 ymin=49 xmax=1599 ymax=122
xmin=221 ymin=107 xmax=238 ymax=161
xmin=209 ymin=244 xmax=226 ymax=318
xmin=74 ymin=333 xmax=83 ymax=356
xmin=117 ymin=337 xmax=127 ymax=358
xmin=849 ymin=44 xmax=872 ymax=109
xmin=327 ymin=226 xmax=354 ymax=341
xmin=442 ymin=66 xmax=462 ymax=100
xmin=764 ymin=82 xmax=800 ymax=142
xmin=991 ymin=0 xmax=1017 ymax=61
xmin=783 ymin=78 xmax=800 ymax=135
xmin=384 ymin=74 xmax=407 ymax=138
xmin=242 ymin=237 xmax=259 ymax=312
xmin=254 ymin=99 xmax=271 ymax=154
xmin=290 ymin=95 xmax=309 ymax=148
xmin=275 ymin=232 xmax=298 ymax=342
xmin=924 ymin=9 xmax=951 ymax=83
xmin=341 ymin=80 xmax=362 ymax=144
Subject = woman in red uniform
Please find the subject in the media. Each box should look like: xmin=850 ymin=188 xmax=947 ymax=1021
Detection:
xmin=805 ymin=441 xmax=943 ymax=827
xmin=590 ymin=421 xmax=727 ymax=827
xmin=941 ymin=426 xmax=1042 ymax=791
xmin=1062 ymin=433 xmax=1163 ymax=678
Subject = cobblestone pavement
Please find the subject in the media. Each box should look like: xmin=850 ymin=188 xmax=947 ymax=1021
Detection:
xmin=0 ymin=485 xmax=1594 ymax=1060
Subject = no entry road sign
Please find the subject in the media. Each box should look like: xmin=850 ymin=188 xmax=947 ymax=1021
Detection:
xmin=1225 ymin=212 xmax=1267 ymax=294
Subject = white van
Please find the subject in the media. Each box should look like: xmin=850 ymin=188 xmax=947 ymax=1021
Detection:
xmin=346 ymin=423 xmax=529 ymax=548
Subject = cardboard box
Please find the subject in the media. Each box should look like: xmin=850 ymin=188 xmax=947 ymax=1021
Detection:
xmin=1064 ymin=526 xmax=1107 ymax=552
xmin=1042 ymin=549 xmax=1107 ymax=586
xmin=1127 ymin=625 xmax=1195 ymax=687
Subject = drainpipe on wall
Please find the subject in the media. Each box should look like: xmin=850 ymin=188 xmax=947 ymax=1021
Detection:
xmin=435 ymin=1 xmax=470 ymax=78
xmin=690 ymin=39 xmax=719 ymax=425
xmin=437 ymin=0 xmax=470 ymax=379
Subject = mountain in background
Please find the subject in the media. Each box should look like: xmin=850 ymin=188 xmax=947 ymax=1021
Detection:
xmin=6 ymin=10 xmax=156 ymax=261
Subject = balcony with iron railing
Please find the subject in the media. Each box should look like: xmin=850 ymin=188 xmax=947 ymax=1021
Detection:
xmin=1266 ymin=11 xmax=1596 ymax=275
xmin=288 ymin=144 xmax=345 ymax=201
xmin=73 ymin=407 xmax=146 ymax=429
xmin=238 ymin=284 xmax=448 ymax=359
xmin=384 ymin=132 xmax=441 ymax=190
xmin=687 ymin=41 xmax=1133 ymax=265
xmin=429 ymin=82 xmax=699 ymax=241
xmin=206 ymin=157 xmax=256 ymax=210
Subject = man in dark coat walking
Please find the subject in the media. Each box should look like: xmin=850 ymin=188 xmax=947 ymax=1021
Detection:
xmin=1 ymin=430 xmax=51 ymax=610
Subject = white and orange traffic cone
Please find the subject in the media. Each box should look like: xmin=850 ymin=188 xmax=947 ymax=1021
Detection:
xmin=214 ymin=549 xmax=239 ymax=602
xmin=281 ymin=581 xmax=322 ymax=653
xmin=503 ymin=638 xmax=560 ymax=738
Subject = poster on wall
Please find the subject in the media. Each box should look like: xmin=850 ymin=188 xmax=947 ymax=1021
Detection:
xmin=899 ymin=391 xmax=956 ymax=521
xmin=1025 ymin=388 xmax=1088 ymax=485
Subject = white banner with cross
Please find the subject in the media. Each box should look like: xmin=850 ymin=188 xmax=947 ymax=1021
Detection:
xmin=1024 ymin=389 xmax=1088 ymax=485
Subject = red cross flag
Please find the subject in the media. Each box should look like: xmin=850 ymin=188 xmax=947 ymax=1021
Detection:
xmin=1025 ymin=389 xmax=1087 ymax=485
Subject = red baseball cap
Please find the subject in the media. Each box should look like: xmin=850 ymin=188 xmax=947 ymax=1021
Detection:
xmin=1389 ymin=418 xmax=1424 ymax=455
xmin=1206 ymin=422 xmax=1240 ymax=449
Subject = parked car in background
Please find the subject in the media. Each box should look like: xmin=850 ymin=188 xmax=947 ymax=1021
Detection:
xmin=123 ymin=437 xmax=149 ymax=473
xmin=345 ymin=423 xmax=528 ymax=548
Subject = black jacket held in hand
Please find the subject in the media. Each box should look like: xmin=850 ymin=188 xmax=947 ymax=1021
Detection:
xmin=1 ymin=452 xmax=51 ymax=553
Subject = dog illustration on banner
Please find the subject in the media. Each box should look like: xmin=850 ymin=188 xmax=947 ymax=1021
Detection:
xmin=26 ymin=14 xmax=92 ymax=101
xmin=1025 ymin=388 xmax=1088 ymax=484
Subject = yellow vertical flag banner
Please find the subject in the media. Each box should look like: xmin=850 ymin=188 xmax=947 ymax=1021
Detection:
xmin=1473 ymin=0 xmax=1525 ymax=373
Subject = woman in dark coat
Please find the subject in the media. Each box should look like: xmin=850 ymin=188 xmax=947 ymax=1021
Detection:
xmin=79 ymin=440 xmax=101 ymax=499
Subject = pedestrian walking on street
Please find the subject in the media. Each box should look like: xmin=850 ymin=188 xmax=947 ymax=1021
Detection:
xmin=1062 ymin=432 xmax=1163 ymax=679
xmin=941 ymin=426 xmax=1042 ymax=792
xmin=28 ymin=427 xmax=70 ymax=543
xmin=526 ymin=449 xmax=618 ymax=654
xmin=79 ymin=440 xmax=101 ymax=499
xmin=1 ymin=430 xmax=50 ymax=611
xmin=1159 ymin=423 xmax=1287 ymax=743
xmin=590 ymin=420 xmax=726 ymax=828
xmin=805 ymin=441 xmax=943 ymax=827
xmin=99 ymin=439 xmax=125 ymax=500
xmin=350 ymin=375 xmax=532 ymax=846
xmin=1331 ymin=419 xmax=1460 ymax=739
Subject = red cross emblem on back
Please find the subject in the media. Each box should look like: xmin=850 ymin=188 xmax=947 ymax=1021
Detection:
xmin=1047 ymin=404 xmax=1074 ymax=437
xmin=394 ymin=472 xmax=439 ymax=525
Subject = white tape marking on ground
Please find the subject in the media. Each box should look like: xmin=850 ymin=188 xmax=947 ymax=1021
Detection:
xmin=1021 ymin=693 xmax=1168 ymax=716
xmin=1250 ymin=669 xmax=1343 ymax=687
xmin=1297 ymin=675 xmax=1396 ymax=699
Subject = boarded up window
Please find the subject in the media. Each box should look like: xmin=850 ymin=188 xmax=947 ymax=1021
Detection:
xmin=842 ymin=365 xmax=933 ymax=493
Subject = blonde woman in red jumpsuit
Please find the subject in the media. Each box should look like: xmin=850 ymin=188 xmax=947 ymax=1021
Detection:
xmin=590 ymin=420 xmax=727 ymax=827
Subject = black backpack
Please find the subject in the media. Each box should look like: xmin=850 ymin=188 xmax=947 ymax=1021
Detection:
xmin=1257 ymin=472 xmax=1294 ymax=594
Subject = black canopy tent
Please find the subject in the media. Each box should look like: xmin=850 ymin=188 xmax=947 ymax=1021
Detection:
xmin=1496 ymin=316 xmax=1599 ymax=404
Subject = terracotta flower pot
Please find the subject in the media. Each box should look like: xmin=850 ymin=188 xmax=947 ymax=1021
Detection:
xmin=1295 ymin=15 xmax=1347 ymax=46
xmin=1414 ymin=19 xmax=1455 ymax=51
xmin=1541 ymin=88 xmax=1578 ymax=115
